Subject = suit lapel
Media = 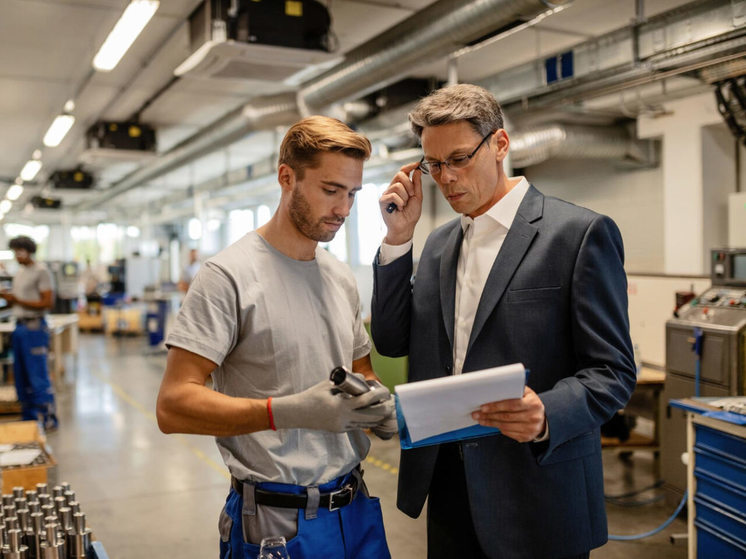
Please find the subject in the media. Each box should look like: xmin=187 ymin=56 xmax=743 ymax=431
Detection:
xmin=467 ymin=185 xmax=544 ymax=354
xmin=439 ymin=223 xmax=463 ymax=351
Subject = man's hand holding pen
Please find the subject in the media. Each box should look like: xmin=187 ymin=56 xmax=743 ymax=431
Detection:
xmin=379 ymin=161 xmax=423 ymax=246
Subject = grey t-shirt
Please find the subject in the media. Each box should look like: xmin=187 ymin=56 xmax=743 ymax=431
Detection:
xmin=12 ymin=262 xmax=53 ymax=319
xmin=166 ymin=232 xmax=372 ymax=486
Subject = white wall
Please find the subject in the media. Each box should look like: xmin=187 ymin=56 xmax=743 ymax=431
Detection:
xmin=626 ymin=274 xmax=710 ymax=368
xmin=702 ymin=123 xmax=737 ymax=259
xmin=523 ymin=159 xmax=665 ymax=273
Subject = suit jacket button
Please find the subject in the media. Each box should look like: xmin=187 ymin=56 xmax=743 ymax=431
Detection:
xmin=445 ymin=365 xmax=452 ymax=374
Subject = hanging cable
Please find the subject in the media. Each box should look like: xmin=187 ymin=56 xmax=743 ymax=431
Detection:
xmin=605 ymin=480 xmax=664 ymax=500
xmin=608 ymin=491 xmax=687 ymax=541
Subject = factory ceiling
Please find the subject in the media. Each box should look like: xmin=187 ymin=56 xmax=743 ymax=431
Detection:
xmin=0 ymin=0 xmax=738 ymax=226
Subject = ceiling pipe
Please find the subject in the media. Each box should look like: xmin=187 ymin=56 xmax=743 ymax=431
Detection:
xmin=122 ymin=122 xmax=655 ymax=218
xmin=510 ymin=123 xmax=656 ymax=168
xmin=76 ymin=0 xmax=571 ymax=210
xmin=298 ymin=0 xmax=571 ymax=111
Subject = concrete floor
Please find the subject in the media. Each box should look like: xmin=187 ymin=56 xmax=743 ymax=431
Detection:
xmin=27 ymin=335 xmax=688 ymax=558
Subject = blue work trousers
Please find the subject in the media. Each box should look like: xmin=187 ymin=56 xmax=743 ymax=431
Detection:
xmin=219 ymin=470 xmax=390 ymax=559
xmin=11 ymin=319 xmax=56 ymax=425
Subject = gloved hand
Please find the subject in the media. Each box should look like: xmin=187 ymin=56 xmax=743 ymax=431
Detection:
xmin=271 ymin=379 xmax=391 ymax=433
xmin=365 ymin=379 xmax=398 ymax=440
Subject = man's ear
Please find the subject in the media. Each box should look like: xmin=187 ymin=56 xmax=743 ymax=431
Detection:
xmin=278 ymin=163 xmax=296 ymax=193
xmin=494 ymin=129 xmax=510 ymax=162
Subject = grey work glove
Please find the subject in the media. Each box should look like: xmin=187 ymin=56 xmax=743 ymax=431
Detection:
xmin=272 ymin=380 xmax=391 ymax=433
xmin=364 ymin=379 xmax=398 ymax=440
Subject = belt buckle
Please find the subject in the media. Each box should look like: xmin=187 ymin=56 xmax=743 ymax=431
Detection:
xmin=327 ymin=484 xmax=353 ymax=511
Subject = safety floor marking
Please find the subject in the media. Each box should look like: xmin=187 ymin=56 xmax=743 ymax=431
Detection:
xmin=90 ymin=369 xmax=230 ymax=480
xmin=365 ymin=455 xmax=398 ymax=476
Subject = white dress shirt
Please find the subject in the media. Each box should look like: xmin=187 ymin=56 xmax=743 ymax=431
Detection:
xmin=380 ymin=177 xmax=548 ymax=440
xmin=380 ymin=177 xmax=530 ymax=374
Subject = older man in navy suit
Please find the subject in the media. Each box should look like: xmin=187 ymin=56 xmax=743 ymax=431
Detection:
xmin=371 ymin=84 xmax=636 ymax=559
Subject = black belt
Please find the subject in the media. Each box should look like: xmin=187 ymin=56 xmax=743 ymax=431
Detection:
xmin=16 ymin=317 xmax=43 ymax=323
xmin=231 ymin=475 xmax=358 ymax=511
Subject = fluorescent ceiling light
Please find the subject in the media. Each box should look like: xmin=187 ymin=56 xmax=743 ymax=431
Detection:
xmin=6 ymin=184 xmax=24 ymax=201
xmin=0 ymin=200 xmax=12 ymax=214
xmin=43 ymin=114 xmax=75 ymax=147
xmin=20 ymin=160 xmax=42 ymax=182
xmin=93 ymin=0 xmax=159 ymax=72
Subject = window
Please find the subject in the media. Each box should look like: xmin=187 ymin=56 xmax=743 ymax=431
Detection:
xmin=321 ymin=223 xmax=347 ymax=262
xmin=256 ymin=205 xmax=271 ymax=227
xmin=356 ymin=183 xmax=388 ymax=266
xmin=228 ymin=209 xmax=254 ymax=245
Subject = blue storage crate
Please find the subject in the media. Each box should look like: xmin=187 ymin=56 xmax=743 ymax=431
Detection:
xmin=695 ymin=497 xmax=746 ymax=542
xmin=91 ymin=541 xmax=110 ymax=558
xmin=694 ymin=448 xmax=746 ymax=491
xmin=696 ymin=425 xmax=746 ymax=467
xmin=696 ymin=469 xmax=746 ymax=519
xmin=695 ymin=518 xmax=746 ymax=557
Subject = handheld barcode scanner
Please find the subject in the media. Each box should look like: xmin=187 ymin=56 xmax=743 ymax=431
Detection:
xmin=329 ymin=366 xmax=371 ymax=396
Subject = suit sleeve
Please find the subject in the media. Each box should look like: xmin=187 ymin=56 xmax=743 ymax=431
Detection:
xmin=537 ymin=214 xmax=637 ymax=462
xmin=370 ymin=247 xmax=414 ymax=358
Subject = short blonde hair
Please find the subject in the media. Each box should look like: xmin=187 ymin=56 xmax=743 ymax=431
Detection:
xmin=408 ymin=84 xmax=503 ymax=138
xmin=279 ymin=116 xmax=372 ymax=179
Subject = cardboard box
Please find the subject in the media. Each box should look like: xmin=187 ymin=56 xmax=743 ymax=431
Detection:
xmin=0 ymin=421 xmax=57 ymax=493
xmin=103 ymin=306 xmax=144 ymax=335
xmin=77 ymin=310 xmax=104 ymax=331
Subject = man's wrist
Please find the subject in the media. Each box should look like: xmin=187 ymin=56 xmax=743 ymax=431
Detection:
xmin=383 ymin=232 xmax=414 ymax=246
xmin=533 ymin=418 xmax=549 ymax=442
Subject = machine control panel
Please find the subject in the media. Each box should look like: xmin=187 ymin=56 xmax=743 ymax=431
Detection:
xmin=711 ymin=248 xmax=746 ymax=287
xmin=675 ymin=287 xmax=746 ymax=326
xmin=690 ymin=288 xmax=746 ymax=308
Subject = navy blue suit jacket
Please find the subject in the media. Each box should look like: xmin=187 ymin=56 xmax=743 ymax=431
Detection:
xmin=371 ymin=185 xmax=636 ymax=558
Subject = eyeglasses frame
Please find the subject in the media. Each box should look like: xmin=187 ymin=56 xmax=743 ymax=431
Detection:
xmin=418 ymin=130 xmax=496 ymax=176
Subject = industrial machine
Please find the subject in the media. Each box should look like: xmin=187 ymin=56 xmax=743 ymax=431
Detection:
xmin=660 ymin=248 xmax=746 ymax=502
xmin=48 ymin=261 xmax=80 ymax=314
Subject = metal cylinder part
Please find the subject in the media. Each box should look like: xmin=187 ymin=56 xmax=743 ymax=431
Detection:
xmin=3 ymin=528 xmax=29 ymax=559
xmin=66 ymin=514 xmax=90 ymax=559
xmin=34 ymin=486 xmax=47 ymax=497
xmin=40 ymin=523 xmax=65 ymax=559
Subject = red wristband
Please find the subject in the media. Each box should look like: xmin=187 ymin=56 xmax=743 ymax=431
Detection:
xmin=267 ymin=397 xmax=276 ymax=431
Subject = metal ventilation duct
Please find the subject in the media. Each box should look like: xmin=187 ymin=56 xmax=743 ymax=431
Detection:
xmin=298 ymin=0 xmax=571 ymax=111
xmin=77 ymin=0 xmax=570 ymax=210
xmin=510 ymin=124 xmax=655 ymax=168
xmin=480 ymin=0 xmax=746 ymax=110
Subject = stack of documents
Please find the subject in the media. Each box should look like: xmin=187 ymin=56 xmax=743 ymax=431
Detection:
xmin=395 ymin=363 xmax=526 ymax=449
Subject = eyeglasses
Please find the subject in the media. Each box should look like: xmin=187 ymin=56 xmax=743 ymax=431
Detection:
xmin=418 ymin=131 xmax=495 ymax=176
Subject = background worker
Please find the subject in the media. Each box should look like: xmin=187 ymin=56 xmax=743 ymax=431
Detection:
xmin=177 ymin=248 xmax=201 ymax=292
xmin=371 ymin=84 xmax=636 ymax=559
xmin=0 ymin=235 xmax=58 ymax=430
xmin=157 ymin=116 xmax=396 ymax=559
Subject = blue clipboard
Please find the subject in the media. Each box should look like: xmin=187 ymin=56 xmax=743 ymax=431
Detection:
xmin=395 ymin=394 xmax=500 ymax=449
xmin=394 ymin=367 xmax=529 ymax=449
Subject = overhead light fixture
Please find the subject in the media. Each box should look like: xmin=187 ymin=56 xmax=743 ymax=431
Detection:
xmin=43 ymin=114 xmax=76 ymax=147
xmin=0 ymin=200 xmax=12 ymax=214
xmin=20 ymin=159 xmax=42 ymax=182
xmin=6 ymin=184 xmax=24 ymax=201
xmin=93 ymin=0 xmax=159 ymax=72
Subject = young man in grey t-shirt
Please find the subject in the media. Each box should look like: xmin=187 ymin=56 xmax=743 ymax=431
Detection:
xmin=157 ymin=116 xmax=396 ymax=559
xmin=0 ymin=235 xmax=57 ymax=429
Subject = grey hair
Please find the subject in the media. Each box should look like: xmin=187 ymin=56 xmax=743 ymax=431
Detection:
xmin=408 ymin=84 xmax=503 ymax=138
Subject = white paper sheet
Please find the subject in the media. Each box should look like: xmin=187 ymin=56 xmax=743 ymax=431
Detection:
xmin=0 ymin=448 xmax=42 ymax=467
xmin=394 ymin=363 xmax=526 ymax=443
